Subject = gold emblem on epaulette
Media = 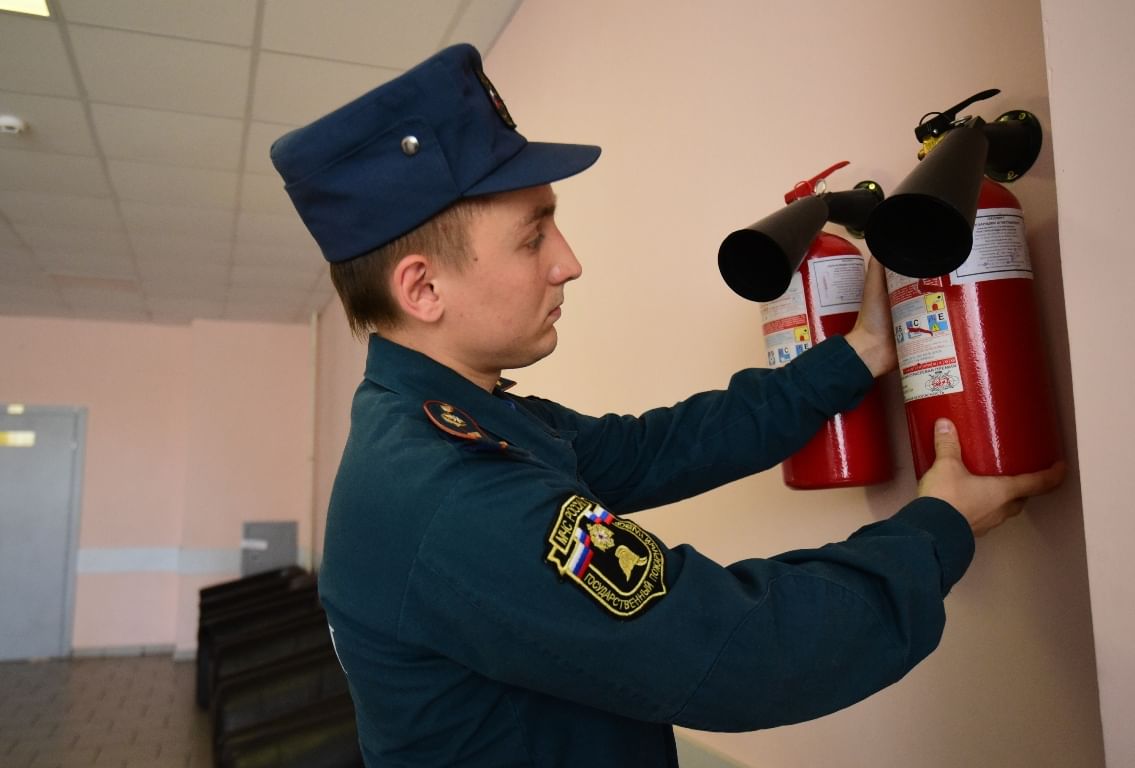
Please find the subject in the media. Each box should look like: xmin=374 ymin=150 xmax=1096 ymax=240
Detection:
xmin=545 ymin=495 xmax=667 ymax=619
xmin=422 ymin=400 xmax=490 ymax=443
xmin=441 ymin=411 xmax=466 ymax=428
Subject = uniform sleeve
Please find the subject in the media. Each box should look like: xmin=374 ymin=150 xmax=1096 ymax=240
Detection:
xmin=395 ymin=452 xmax=975 ymax=732
xmin=525 ymin=335 xmax=875 ymax=512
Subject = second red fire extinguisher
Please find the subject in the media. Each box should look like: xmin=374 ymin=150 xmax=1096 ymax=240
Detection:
xmin=867 ymin=93 xmax=1061 ymax=477
xmin=767 ymin=164 xmax=893 ymax=489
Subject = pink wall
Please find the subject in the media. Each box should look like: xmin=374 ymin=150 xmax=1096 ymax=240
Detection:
xmin=1041 ymin=0 xmax=1135 ymax=764
xmin=0 ymin=315 xmax=312 ymax=652
xmin=311 ymin=0 xmax=1108 ymax=764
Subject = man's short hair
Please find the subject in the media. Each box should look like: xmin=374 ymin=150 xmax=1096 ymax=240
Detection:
xmin=329 ymin=197 xmax=490 ymax=339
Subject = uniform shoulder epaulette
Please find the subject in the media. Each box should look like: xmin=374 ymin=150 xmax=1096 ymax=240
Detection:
xmin=422 ymin=400 xmax=508 ymax=451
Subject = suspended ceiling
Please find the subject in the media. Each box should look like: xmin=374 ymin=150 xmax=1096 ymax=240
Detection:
xmin=0 ymin=0 xmax=521 ymax=325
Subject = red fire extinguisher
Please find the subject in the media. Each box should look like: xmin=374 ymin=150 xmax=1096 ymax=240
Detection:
xmin=771 ymin=163 xmax=893 ymax=489
xmin=882 ymin=110 xmax=1061 ymax=477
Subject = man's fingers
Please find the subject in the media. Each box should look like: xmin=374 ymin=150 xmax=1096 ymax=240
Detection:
xmin=1005 ymin=460 xmax=1067 ymax=500
xmin=931 ymin=418 xmax=962 ymax=462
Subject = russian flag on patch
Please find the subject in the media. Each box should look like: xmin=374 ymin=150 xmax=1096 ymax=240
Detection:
xmin=566 ymin=507 xmax=615 ymax=577
xmin=587 ymin=508 xmax=614 ymax=525
xmin=568 ymin=544 xmax=593 ymax=577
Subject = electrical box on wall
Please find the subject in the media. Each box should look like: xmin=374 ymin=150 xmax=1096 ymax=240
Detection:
xmin=241 ymin=521 xmax=298 ymax=576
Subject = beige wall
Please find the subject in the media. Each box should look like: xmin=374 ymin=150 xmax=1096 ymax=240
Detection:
xmin=1041 ymin=0 xmax=1135 ymax=765
xmin=312 ymin=0 xmax=1109 ymax=765
xmin=0 ymin=315 xmax=313 ymax=652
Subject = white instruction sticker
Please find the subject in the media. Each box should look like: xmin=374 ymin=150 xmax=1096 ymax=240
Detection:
xmin=761 ymin=271 xmax=812 ymax=368
xmin=887 ymin=270 xmax=963 ymax=402
xmin=808 ymin=253 xmax=865 ymax=317
xmin=951 ymin=207 xmax=1033 ymax=285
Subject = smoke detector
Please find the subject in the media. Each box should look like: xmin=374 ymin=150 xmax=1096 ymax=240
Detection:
xmin=0 ymin=115 xmax=28 ymax=134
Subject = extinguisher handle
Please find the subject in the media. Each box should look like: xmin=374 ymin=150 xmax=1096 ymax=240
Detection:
xmin=784 ymin=161 xmax=850 ymax=204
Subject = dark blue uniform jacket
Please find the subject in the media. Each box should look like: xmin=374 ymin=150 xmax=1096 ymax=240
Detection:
xmin=319 ymin=335 xmax=974 ymax=767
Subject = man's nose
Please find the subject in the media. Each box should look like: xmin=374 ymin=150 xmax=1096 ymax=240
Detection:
xmin=550 ymin=242 xmax=582 ymax=284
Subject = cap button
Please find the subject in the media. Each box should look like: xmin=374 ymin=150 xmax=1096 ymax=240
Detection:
xmin=400 ymin=136 xmax=420 ymax=156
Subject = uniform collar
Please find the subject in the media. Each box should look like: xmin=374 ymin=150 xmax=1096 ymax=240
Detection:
xmin=364 ymin=335 xmax=570 ymax=449
xmin=364 ymin=335 xmax=510 ymax=405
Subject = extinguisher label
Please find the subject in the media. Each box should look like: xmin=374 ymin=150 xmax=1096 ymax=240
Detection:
xmin=950 ymin=207 xmax=1033 ymax=285
xmin=808 ymin=253 xmax=865 ymax=317
xmin=761 ymin=271 xmax=812 ymax=368
xmin=886 ymin=270 xmax=964 ymax=402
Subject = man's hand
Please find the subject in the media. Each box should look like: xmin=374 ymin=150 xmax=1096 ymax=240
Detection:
xmin=844 ymin=257 xmax=897 ymax=378
xmin=918 ymin=419 xmax=1065 ymax=536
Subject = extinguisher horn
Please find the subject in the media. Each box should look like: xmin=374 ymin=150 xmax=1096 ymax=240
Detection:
xmin=718 ymin=195 xmax=829 ymax=302
xmin=865 ymin=122 xmax=991 ymax=278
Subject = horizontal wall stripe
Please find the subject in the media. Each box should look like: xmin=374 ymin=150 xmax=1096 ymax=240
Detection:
xmin=76 ymin=547 xmax=312 ymax=574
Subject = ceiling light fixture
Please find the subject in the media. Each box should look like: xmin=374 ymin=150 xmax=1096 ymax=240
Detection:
xmin=0 ymin=0 xmax=51 ymax=17
xmin=0 ymin=115 xmax=28 ymax=134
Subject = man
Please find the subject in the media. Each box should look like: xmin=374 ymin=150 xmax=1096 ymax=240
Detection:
xmin=271 ymin=44 xmax=1062 ymax=767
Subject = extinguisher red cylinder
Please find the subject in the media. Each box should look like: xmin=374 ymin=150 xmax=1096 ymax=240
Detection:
xmin=899 ymin=180 xmax=1061 ymax=477
xmin=782 ymin=233 xmax=893 ymax=489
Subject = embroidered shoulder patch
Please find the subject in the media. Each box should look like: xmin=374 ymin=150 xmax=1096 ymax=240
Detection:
xmin=545 ymin=495 xmax=667 ymax=619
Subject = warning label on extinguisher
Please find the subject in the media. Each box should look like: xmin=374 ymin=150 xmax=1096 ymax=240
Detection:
xmin=950 ymin=207 xmax=1033 ymax=285
xmin=886 ymin=270 xmax=964 ymax=402
xmin=808 ymin=253 xmax=865 ymax=317
xmin=761 ymin=271 xmax=812 ymax=368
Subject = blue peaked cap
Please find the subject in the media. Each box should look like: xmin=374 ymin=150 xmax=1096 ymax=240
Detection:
xmin=270 ymin=43 xmax=601 ymax=263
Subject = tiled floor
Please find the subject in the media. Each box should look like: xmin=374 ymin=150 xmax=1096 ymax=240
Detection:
xmin=0 ymin=655 xmax=212 ymax=768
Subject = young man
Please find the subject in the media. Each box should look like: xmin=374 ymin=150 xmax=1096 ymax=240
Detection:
xmin=271 ymin=44 xmax=1062 ymax=767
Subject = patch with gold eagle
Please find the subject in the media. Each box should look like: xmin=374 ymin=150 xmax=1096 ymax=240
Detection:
xmin=422 ymin=400 xmax=509 ymax=452
xmin=475 ymin=66 xmax=516 ymax=129
xmin=545 ymin=495 xmax=667 ymax=619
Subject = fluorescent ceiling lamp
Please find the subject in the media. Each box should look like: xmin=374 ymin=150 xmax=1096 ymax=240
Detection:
xmin=0 ymin=0 xmax=51 ymax=16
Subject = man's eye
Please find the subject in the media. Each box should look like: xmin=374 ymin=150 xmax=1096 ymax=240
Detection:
xmin=526 ymin=232 xmax=546 ymax=251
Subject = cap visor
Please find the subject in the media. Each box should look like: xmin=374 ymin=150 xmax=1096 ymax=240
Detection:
xmin=465 ymin=142 xmax=601 ymax=197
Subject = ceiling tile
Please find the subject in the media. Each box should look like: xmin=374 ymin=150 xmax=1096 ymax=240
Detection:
xmin=0 ymin=149 xmax=111 ymax=196
xmin=252 ymin=52 xmax=398 ymax=125
xmin=33 ymin=249 xmax=137 ymax=280
xmin=108 ymin=160 xmax=238 ymax=208
xmin=0 ymin=218 xmax=19 ymax=246
xmin=0 ymin=92 xmax=96 ymax=155
xmin=0 ymin=282 xmax=69 ymax=315
xmin=245 ymin=121 xmax=296 ymax=174
xmin=130 ymin=232 xmax=231 ymax=265
xmin=16 ymin=223 xmax=130 ymax=254
xmin=240 ymin=172 xmax=295 ymax=214
xmin=58 ymin=0 xmax=258 ymax=46
xmin=92 ymin=104 xmax=243 ymax=169
xmin=0 ymin=191 xmax=121 ymax=231
xmin=231 ymin=262 xmax=318 ymax=290
xmin=69 ymin=26 xmax=251 ymax=117
xmin=261 ymin=0 xmax=461 ymax=68
xmin=137 ymin=262 xmax=229 ymax=296
xmin=237 ymin=210 xmax=315 ymax=247
xmin=0 ymin=14 xmax=78 ymax=97
xmin=444 ymin=0 xmax=522 ymax=51
xmin=233 ymin=241 xmax=321 ymax=269
xmin=120 ymin=200 xmax=234 ymax=239
xmin=0 ymin=244 xmax=46 ymax=280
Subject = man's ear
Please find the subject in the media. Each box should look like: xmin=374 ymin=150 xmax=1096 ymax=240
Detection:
xmin=390 ymin=254 xmax=444 ymax=323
